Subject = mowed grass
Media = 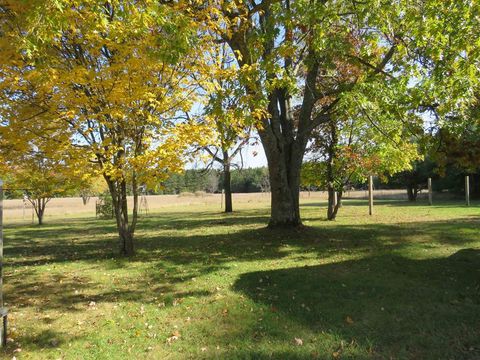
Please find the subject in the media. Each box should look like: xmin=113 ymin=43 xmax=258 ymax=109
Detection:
xmin=1 ymin=199 xmax=479 ymax=359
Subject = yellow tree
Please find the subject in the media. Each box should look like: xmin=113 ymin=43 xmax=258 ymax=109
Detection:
xmin=0 ymin=153 xmax=82 ymax=225
xmin=0 ymin=120 xmax=84 ymax=225
xmin=0 ymin=1 xmax=208 ymax=255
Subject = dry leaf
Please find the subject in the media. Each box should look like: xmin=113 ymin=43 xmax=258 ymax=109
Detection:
xmin=294 ymin=338 xmax=303 ymax=346
xmin=166 ymin=335 xmax=179 ymax=344
xmin=345 ymin=316 xmax=354 ymax=325
xmin=166 ymin=330 xmax=181 ymax=344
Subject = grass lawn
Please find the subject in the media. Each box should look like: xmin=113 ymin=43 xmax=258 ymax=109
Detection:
xmin=1 ymin=199 xmax=479 ymax=359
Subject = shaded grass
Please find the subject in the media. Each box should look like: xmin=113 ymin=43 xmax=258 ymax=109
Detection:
xmin=1 ymin=199 xmax=479 ymax=359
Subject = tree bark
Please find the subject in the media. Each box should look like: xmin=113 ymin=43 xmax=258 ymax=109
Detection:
xmin=223 ymin=152 xmax=233 ymax=213
xmin=406 ymin=184 xmax=418 ymax=201
xmin=326 ymin=119 xmax=339 ymax=221
xmin=29 ymin=197 xmax=49 ymax=225
xmin=264 ymin=140 xmax=304 ymax=227
xmin=327 ymin=190 xmax=342 ymax=220
xmin=105 ymin=176 xmax=136 ymax=257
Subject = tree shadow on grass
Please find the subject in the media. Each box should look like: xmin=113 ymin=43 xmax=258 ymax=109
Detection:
xmin=15 ymin=329 xmax=82 ymax=352
xmin=4 ymin=207 xmax=479 ymax=270
xmin=4 ymin=210 xmax=479 ymax=312
xmin=232 ymin=249 xmax=480 ymax=360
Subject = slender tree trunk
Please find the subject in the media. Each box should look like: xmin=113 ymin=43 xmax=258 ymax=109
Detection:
xmin=105 ymin=176 xmax=136 ymax=257
xmin=326 ymin=120 xmax=338 ymax=221
xmin=328 ymin=190 xmax=342 ymax=220
xmin=223 ymin=152 xmax=233 ymax=213
xmin=327 ymin=187 xmax=335 ymax=220
xmin=37 ymin=199 xmax=44 ymax=225
xmin=29 ymin=197 xmax=48 ymax=225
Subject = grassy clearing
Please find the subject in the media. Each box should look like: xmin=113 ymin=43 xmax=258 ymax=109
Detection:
xmin=1 ymin=199 xmax=479 ymax=359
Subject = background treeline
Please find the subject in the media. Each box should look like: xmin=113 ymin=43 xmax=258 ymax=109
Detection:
xmin=4 ymin=163 xmax=479 ymax=199
xmin=304 ymin=160 xmax=480 ymax=200
xmin=158 ymin=168 xmax=270 ymax=195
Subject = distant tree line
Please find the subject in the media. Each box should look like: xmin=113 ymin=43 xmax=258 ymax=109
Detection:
xmin=157 ymin=168 xmax=270 ymax=195
xmin=302 ymin=158 xmax=480 ymax=201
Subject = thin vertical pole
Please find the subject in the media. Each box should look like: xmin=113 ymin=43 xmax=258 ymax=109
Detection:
xmin=428 ymin=178 xmax=432 ymax=206
xmin=0 ymin=180 xmax=3 ymax=310
xmin=368 ymin=176 xmax=373 ymax=215
xmin=465 ymin=175 xmax=470 ymax=207
xmin=0 ymin=179 xmax=5 ymax=346
xmin=333 ymin=191 xmax=337 ymax=208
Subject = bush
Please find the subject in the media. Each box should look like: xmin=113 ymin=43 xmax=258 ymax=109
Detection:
xmin=96 ymin=192 xmax=114 ymax=219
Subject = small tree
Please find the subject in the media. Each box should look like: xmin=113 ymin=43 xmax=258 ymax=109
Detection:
xmin=389 ymin=159 xmax=436 ymax=201
xmin=303 ymin=111 xmax=421 ymax=220
xmin=5 ymin=153 xmax=78 ymax=225
xmin=200 ymin=44 xmax=255 ymax=212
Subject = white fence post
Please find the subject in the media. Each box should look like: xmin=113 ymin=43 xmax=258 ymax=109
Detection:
xmin=0 ymin=179 xmax=7 ymax=346
xmin=465 ymin=175 xmax=470 ymax=207
xmin=368 ymin=176 xmax=373 ymax=215
xmin=428 ymin=178 xmax=432 ymax=206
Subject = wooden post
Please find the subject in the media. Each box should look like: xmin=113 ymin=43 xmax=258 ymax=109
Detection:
xmin=465 ymin=175 xmax=470 ymax=207
xmin=368 ymin=175 xmax=373 ymax=215
xmin=0 ymin=179 xmax=7 ymax=346
xmin=428 ymin=178 xmax=432 ymax=206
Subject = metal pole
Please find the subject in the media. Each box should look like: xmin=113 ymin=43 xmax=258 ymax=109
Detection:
xmin=0 ymin=180 xmax=3 ymax=309
xmin=465 ymin=175 xmax=470 ymax=207
xmin=428 ymin=178 xmax=433 ymax=206
xmin=0 ymin=179 xmax=7 ymax=346
xmin=368 ymin=176 xmax=373 ymax=216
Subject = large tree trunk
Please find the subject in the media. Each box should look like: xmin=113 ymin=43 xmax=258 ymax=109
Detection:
xmin=264 ymin=139 xmax=304 ymax=227
xmin=406 ymin=184 xmax=418 ymax=201
xmin=223 ymin=152 xmax=233 ymax=213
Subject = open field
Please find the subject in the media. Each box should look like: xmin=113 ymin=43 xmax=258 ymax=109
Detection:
xmin=3 ymin=189 xmax=455 ymax=224
xmin=1 ymin=197 xmax=479 ymax=359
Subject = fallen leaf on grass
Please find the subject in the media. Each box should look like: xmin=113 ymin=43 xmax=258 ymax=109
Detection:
xmin=166 ymin=330 xmax=181 ymax=344
xmin=294 ymin=338 xmax=303 ymax=346
xmin=345 ymin=316 xmax=354 ymax=325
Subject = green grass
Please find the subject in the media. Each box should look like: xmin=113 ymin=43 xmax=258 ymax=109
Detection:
xmin=1 ymin=199 xmax=479 ymax=359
